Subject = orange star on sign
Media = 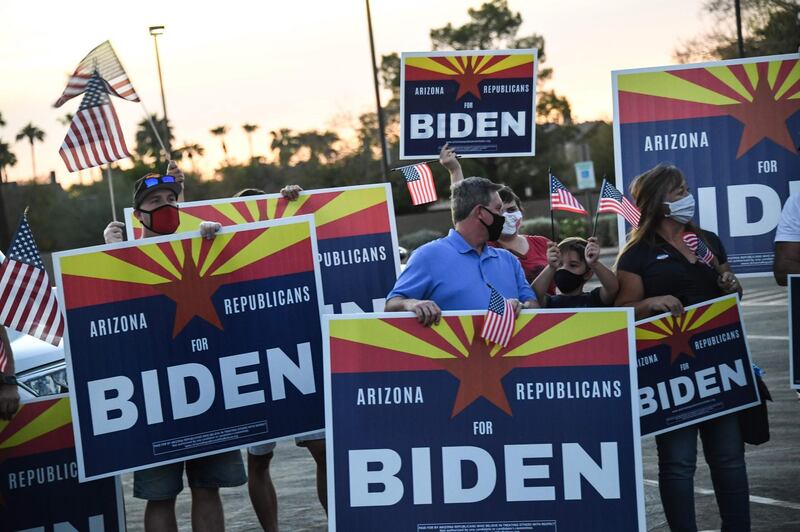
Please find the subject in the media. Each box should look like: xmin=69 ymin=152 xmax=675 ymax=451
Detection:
xmin=453 ymin=62 xmax=488 ymax=101
xmin=435 ymin=334 xmax=522 ymax=417
xmin=723 ymin=76 xmax=800 ymax=158
xmin=152 ymin=255 xmax=225 ymax=338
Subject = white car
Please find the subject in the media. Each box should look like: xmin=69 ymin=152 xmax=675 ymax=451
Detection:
xmin=9 ymin=328 xmax=67 ymax=400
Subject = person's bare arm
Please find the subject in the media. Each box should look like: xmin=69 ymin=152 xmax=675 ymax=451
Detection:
xmin=439 ymin=143 xmax=463 ymax=185
xmin=615 ymin=270 xmax=683 ymax=320
xmin=585 ymin=238 xmax=619 ymax=304
xmin=532 ymin=243 xmax=559 ymax=306
xmin=385 ymin=296 xmax=441 ymax=327
xmin=0 ymin=327 xmax=19 ymax=420
xmin=773 ymin=241 xmax=800 ymax=286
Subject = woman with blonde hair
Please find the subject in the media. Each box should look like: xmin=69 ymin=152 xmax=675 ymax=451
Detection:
xmin=615 ymin=163 xmax=748 ymax=531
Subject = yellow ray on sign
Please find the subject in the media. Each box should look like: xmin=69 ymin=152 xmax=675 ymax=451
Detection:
xmin=331 ymin=319 xmax=458 ymax=360
xmin=636 ymin=327 xmax=668 ymax=341
xmin=60 ymin=252 xmax=171 ymax=285
xmin=139 ymin=242 xmax=181 ymax=279
xmin=481 ymin=54 xmax=534 ymax=75
xmin=687 ymin=297 xmax=737 ymax=330
xmin=215 ymin=203 xmax=250 ymax=225
xmin=445 ymin=55 xmax=466 ymax=74
xmin=743 ymin=63 xmax=759 ymax=89
xmin=405 ymin=57 xmax=460 ymax=75
xmin=176 ymin=211 xmax=206 ymax=233
xmin=618 ymin=72 xmax=740 ymax=105
xmin=211 ymin=223 xmax=310 ymax=276
xmin=0 ymin=399 xmax=70 ymax=449
xmin=199 ymin=232 xmax=236 ymax=276
xmin=431 ymin=319 xmax=469 ymax=357
xmin=775 ymin=62 xmax=800 ymax=100
xmin=767 ymin=60 xmax=781 ymax=89
xmin=706 ymin=66 xmax=753 ymax=102
xmin=313 ymin=188 xmax=386 ymax=227
xmin=504 ymin=312 xmax=627 ymax=357
xmin=281 ymin=194 xmax=311 ymax=219
xmin=169 ymin=240 xmax=185 ymax=266
xmin=458 ymin=315 xmax=475 ymax=348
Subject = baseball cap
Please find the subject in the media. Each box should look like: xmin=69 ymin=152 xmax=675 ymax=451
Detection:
xmin=133 ymin=173 xmax=182 ymax=209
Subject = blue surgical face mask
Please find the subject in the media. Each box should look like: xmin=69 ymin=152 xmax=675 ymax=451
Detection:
xmin=664 ymin=193 xmax=695 ymax=224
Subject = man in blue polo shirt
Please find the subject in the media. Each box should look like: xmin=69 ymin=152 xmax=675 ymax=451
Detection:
xmin=386 ymin=176 xmax=538 ymax=325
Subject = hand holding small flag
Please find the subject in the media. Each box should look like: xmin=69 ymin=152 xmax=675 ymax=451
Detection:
xmin=480 ymin=285 xmax=517 ymax=348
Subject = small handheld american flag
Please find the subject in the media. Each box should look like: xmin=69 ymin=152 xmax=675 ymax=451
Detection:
xmin=0 ymin=211 xmax=64 ymax=346
xmin=550 ymin=175 xmax=587 ymax=215
xmin=399 ymin=163 xmax=438 ymax=206
xmin=682 ymin=232 xmax=715 ymax=265
xmin=54 ymin=40 xmax=139 ymax=108
xmin=480 ymin=286 xmax=515 ymax=348
xmin=597 ymin=179 xmax=640 ymax=227
xmin=0 ymin=333 xmax=8 ymax=373
xmin=59 ymin=72 xmax=131 ymax=172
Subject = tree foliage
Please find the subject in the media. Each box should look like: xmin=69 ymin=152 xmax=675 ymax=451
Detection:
xmin=675 ymin=0 xmax=799 ymax=62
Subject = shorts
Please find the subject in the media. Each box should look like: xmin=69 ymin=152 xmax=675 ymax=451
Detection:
xmin=248 ymin=430 xmax=326 ymax=456
xmin=133 ymin=450 xmax=246 ymax=500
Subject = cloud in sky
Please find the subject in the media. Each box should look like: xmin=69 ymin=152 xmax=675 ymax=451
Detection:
xmin=0 ymin=0 xmax=712 ymax=187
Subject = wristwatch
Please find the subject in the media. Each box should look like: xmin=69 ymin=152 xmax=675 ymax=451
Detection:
xmin=0 ymin=374 xmax=18 ymax=386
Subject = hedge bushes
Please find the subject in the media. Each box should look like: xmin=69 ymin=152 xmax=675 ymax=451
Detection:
xmin=519 ymin=215 xmax=620 ymax=247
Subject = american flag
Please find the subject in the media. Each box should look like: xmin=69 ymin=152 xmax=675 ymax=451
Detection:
xmin=480 ymin=286 xmax=515 ymax=348
xmin=0 ymin=332 xmax=8 ymax=373
xmin=59 ymin=72 xmax=131 ymax=172
xmin=550 ymin=175 xmax=587 ymax=214
xmin=0 ymin=212 xmax=64 ymax=346
xmin=54 ymin=40 xmax=139 ymax=107
xmin=399 ymin=163 xmax=438 ymax=206
xmin=682 ymin=232 xmax=715 ymax=265
xmin=597 ymin=179 xmax=640 ymax=227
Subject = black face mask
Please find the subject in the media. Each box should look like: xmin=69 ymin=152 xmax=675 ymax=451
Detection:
xmin=480 ymin=206 xmax=505 ymax=242
xmin=554 ymin=269 xmax=585 ymax=294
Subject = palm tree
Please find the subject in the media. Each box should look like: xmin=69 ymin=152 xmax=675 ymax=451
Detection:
xmin=242 ymin=123 xmax=259 ymax=161
xmin=135 ymin=115 xmax=173 ymax=167
xmin=175 ymin=143 xmax=205 ymax=174
xmin=57 ymin=113 xmax=74 ymax=127
xmin=210 ymin=126 xmax=229 ymax=164
xmin=270 ymin=128 xmax=300 ymax=167
xmin=0 ymin=140 xmax=17 ymax=183
xmin=297 ymin=130 xmax=340 ymax=164
xmin=16 ymin=123 xmax=45 ymax=179
xmin=0 ymin=112 xmax=5 ymax=128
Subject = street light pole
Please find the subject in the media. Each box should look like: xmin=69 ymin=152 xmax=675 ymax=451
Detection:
xmin=149 ymin=25 xmax=171 ymax=155
xmin=734 ymin=0 xmax=745 ymax=58
xmin=365 ymin=0 xmax=390 ymax=182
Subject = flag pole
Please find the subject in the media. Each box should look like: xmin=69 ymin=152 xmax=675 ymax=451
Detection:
xmin=548 ymin=168 xmax=556 ymax=242
xmin=139 ymin=102 xmax=170 ymax=162
xmin=106 ymin=165 xmax=117 ymax=222
xmin=390 ymin=156 xmax=460 ymax=172
xmin=591 ymin=176 xmax=606 ymax=238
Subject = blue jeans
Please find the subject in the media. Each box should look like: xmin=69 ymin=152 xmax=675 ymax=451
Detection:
xmin=656 ymin=414 xmax=750 ymax=531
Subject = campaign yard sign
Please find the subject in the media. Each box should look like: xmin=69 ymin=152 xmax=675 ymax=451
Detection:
xmin=613 ymin=54 xmax=800 ymax=276
xmin=0 ymin=395 xmax=125 ymax=531
xmin=125 ymin=183 xmax=400 ymax=314
xmin=53 ymin=217 xmax=325 ymax=480
xmin=635 ymin=294 xmax=760 ymax=437
xmin=788 ymin=275 xmax=800 ymax=390
xmin=400 ymin=49 xmax=538 ymax=160
xmin=324 ymin=310 xmax=645 ymax=532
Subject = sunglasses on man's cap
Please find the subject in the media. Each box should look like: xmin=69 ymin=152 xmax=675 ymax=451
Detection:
xmin=143 ymin=174 xmax=177 ymax=187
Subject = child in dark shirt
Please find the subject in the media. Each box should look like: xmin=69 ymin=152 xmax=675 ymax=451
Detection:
xmin=532 ymin=236 xmax=619 ymax=308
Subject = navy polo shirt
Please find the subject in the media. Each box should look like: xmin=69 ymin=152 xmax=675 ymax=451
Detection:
xmin=387 ymin=229 xmax=536 ymax=311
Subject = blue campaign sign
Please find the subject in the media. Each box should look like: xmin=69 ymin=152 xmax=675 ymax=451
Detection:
xmin=400 ymin=49 xmax=538 ymax=160
xmin=613 ymin=54 xmax=800 ymax=276
xmin=53 ymin=217 xmax=325 ymax=480
xmin=789 ymin=275 xmax=800 ymax=390
xmin=324 ymin=310 xmax=645 ymax=531
xmin=125 ymin=183 xmax=401 ymax=314
xmin=635 ymin=295 xmax=761 ymax=437
xmin=0 ymin=395 xmax=125 ymax=531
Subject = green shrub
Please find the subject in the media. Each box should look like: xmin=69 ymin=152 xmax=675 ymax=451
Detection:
xmin=519 ymin=217 xmax=552 ymax=238
xmin=399 ymin=229 xmax=444 ymax=251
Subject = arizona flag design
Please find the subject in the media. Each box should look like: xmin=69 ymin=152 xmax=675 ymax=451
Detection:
xmin=613 ymin=55 xmax=800 ymax=275
xmin=125 ymin=184 xmax=400 ymax=314
xmin=0 ymin=396 xmax=124 ymax=531
xmin=401 ymin=49 xmax=537 ymax=159
xmin=634 ymin=295 xmax=760 ymax=436
xmin=325 ymin=310 xmax=645 ymax=531
xmin=54 ymin=218 xmax=326 ymax=479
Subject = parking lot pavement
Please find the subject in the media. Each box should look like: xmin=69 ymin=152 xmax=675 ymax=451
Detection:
xmin=120 ymin=277 xmax=799 ymax=531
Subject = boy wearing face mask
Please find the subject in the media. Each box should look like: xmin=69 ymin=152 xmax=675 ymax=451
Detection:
xmin=532 ymin=236 xmax=619 ymax=308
